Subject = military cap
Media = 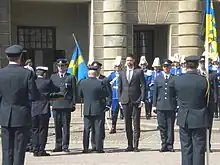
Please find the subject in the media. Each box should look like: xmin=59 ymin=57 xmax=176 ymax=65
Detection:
xmin=184 ymin=56 xmax=201 ymax=62
xmin=36 ymin=66 xmax=48 ymax=71
xmin=88 ymin=65 xmax=99 ymax=71
xmin=91 ymin=61 xmax=102 ymax=67
xmin=56 ymin=58 xmax=68 ymax=64
xmin=5 ymin=44 xmax=24 ymax=57
xmin=162 ymin=59 xmax=172 ymax=66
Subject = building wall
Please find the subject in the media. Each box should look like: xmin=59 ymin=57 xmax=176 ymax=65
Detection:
xmin=11 ymin=1 xmax=89 ymax=62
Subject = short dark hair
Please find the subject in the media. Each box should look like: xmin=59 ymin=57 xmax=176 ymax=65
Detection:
xmin=7 ymin=56 xmax=20 ymax=62
xmin=186 ymin=62 xmax=198 ymax=69
xmin=126 ymin=53 xmax=135 ymax=59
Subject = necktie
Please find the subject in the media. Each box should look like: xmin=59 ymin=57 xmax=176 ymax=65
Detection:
xmin=128 ymin=70 xmax=132 ymax=82
xmin=166 ymin=75 xmax=168 ymax=80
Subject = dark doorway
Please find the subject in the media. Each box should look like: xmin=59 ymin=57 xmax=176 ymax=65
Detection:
xmin=133 ymin=25 xmax=169 ymax=69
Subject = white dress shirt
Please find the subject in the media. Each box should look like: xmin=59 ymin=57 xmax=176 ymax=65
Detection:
xmin=58 ymin=72 xmax=66 ymax=78
xmin=126 ymin=67 xmax=134 ymax=82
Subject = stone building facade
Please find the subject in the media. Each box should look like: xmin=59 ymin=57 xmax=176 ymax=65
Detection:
xmin=0 ymin=0 xmax=218 ymax=75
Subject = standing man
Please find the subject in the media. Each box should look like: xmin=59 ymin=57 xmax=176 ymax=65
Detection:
xmin=79 ymin=66 xmax=109 ymax=153
xmin=152 ymin=60 xmax=177 ymax=152
xmin=174 ymin=56 xmax=209 ymax=165
xmin=0 ymin=45 xmax=39 ymax=165
xmin=31 ymin=66 xmax=59 ymax=157
xmin=50 ymin=59 xmax=77 ymax=152
xmin=108 ymin=56 xmax=123 ymax=134
xmin=118 ymin=54 xmax=146 ymax=152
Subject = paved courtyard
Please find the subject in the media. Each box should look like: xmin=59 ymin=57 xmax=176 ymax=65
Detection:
xmin=1 ymin=108 xmax=220 ymax=165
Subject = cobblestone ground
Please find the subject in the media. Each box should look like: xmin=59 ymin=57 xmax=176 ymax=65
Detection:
xmin=1 ymin=108 xmax=220 ymax=165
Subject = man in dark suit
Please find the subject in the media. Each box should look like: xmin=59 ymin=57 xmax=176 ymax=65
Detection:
xmin=50 ymin=59 xmax=77 ymax=152
xmin=152 ymin=59 xmax=177 ymax=152
xmin=0 ymin=45 xmax=40 ymax=165
xmin=118 ymin=54 xmax=146 ymax=152
xmin=79 ymin=66 xmax=109 ymax=153
xmin=31 ymin=66 xmax=59 ymax=157
xmin=174 ymin=56 xmax=209 ymax=165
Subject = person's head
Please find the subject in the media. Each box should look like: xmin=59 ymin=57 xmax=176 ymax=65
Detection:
xmin=36 ymin=66 xmax=48 ymax=78
xmin=126 ymin=54 xmax=135 ymax=68
xmin=185 ymin=56 xmax=200 ymax=70
xmin=5 ymin=44 xmax=24 ymax=64
xmin=138 ymin=56 xmax=148 ymax=69
xmin=25 ymin=59 xmax=32 ymax=67
xmin=162 ymin=59 xmax=172 ymax=74
xmin=87 ymin=66 xmax=98 ymax=77
xmin=114 ymin=64 xmax=122 ymax=71
xmin=91 ymin=61 xmax=102 ymax=75
xmin=199 ymin=56 xmax=205 ymax=69
xmin=56 ymin=59 xmax=68 ymax=73
xmin=174 ymin=61 xmax=180 ymax=67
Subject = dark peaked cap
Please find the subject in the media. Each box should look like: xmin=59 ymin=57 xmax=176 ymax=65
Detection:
xmin=56 ymin=58 xmax=68 ymax=64
xmin=91 ymin=61 xmax=102 ymax=67
xmin=162 ymin=59 xmax=172 ymax=66
xmin=5 ymin=44 xmax=24 ymax=57
xmin=88 ymin=65 xmax=99 ymax=71
xmin=184 ymin=56 xmax=201 ymax=62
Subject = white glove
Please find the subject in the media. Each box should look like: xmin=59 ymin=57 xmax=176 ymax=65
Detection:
xmin=152 ymin=107 xmax=156 ymax=111
xmin=138 ymin=101 xmax=144 ymax=108
xmin=119 ymin=102 xmax=123 ymax=109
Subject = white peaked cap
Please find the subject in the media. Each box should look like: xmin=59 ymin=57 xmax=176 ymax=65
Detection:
xmin=152 ymin=57 xmax=161 ymax=67
xmin=174 ymin=53 xmax=180 ymax=62
xmin=139 ymin=56 xmax=148 ymax=66
xmin=114 ymin=56 xmax=122 ymax=66
xmin=180 ymin=55 xmax=186 ymax=63
xmin=36 ymin=66 xmax=48 ymax=71
xmin=169 ymin=56 xmax=175 ymax=62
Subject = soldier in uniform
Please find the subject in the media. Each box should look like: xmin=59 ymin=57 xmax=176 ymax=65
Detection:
xmin=79 ymin=66 xmax=109 ymax=153
xmin=0 ymin=45 xmax=40 ymax=165
xmin=31 ymin=66 xmax=59 ymax=156
xmin=108 ymin=56 xmax=123 ymax=134
xmin=91 ymin=61 xmax=106 ymax=79
xmin=50 ymin=59 xmax=77 ymax=152
xmin=152 ymin=59 xmax=177 ymax=152
xmin=170 ymin=53 xmax=182 ymax=76
xmin=174 ymin=56 xmax=209 ymax=165
xmin=139 ymin=56 xmax=152 ymax=119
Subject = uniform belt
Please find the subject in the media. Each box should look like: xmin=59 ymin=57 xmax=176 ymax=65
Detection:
xmin=51 ymin=97 xmax=65 ymax=101
xmin=112 ymin=86 xmax=118 ymax=89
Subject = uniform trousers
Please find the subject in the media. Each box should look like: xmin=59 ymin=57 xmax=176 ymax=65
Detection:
xmin=111 ymin=99 xmax=119 ymax=129
xmin=157 ymin=110 xmax=175 ymax=149
xmin=179 ymin=126 xmax=206 ymax=165
xmin=53 ymin=110 xmax=71 ymax=149
xmin=31 ymin=114 xmax=49 ymax=152
xmin=123 ymin=102 xmax=141 ymax=148
xmin=1 ymin=126 xmax=29 ymax=165
xmin=83 ymin=115 xmax=104 ymax=152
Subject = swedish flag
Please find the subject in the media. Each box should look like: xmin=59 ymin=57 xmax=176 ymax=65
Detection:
xmin=201 ymin=0 xmax=218 ymax=59
xmin=67 ymin=42 xmax=88 ymax=82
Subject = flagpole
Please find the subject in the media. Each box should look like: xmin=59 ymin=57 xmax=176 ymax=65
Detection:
xmin=72 ymin=33 xmax=78 ymax=45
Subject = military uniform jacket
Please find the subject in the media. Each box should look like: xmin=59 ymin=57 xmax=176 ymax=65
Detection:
xmin=0 ymin=64 xmax=40 ymax=127
xmin=79 ymin=77 xmax=108 ymax=116
xmin=31 ymin=77 xmax=59 ymax=117
xmin=50 ymin=72 xmax=76 ymax=110
xmin=152 ymin=73 xmax=177 ymax=110
xmin=118 ymin=68 xmax=146 ymax=104
xmin=174 ymin=71 xmax=209 ymax=129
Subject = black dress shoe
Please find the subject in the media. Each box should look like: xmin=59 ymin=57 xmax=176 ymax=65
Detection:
xmin=82 ymin=150 xmax=89 ymax=153
xmin=167 ymin=148 xmax=175 ymax=152
xmin=63 ymin=148 xmax=70 ymax=152
xmin=109 ymin=129 xmax=116 ymax=134
xmin=133 ymin=148 xmax=140 ymax=152
xmin=91 ymin=148 xmax=96 ymax=152
xmin=33 ymin=152 xmax=38 ymax=157
xmin=52 ymin=148 xmax=62 ymax=152
xmin=159 ymin=147 xmax=168 ymax=152
xmin=96 ymin=150 xmax=105 ymax=153
xmin=125 ymin=147 xmax=134 ymax=152
xmin=38 ymin=152 xmax=50 ymax=156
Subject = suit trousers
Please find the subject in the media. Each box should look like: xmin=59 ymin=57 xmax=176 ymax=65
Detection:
xmin=157 ymin=110 xmax=176 ymax=149
xmin=91 ymin=113 xmax=105 ymax=150
xmin=31 ymin=114 xmax=49 ymax=152
xmin=1 ymin=126 xmax=29 ymax=165
xmin=53 ymin=110 xmax=71 ymax=149
xmin=179 ymin=126 xmax=206 ymax=165
xmin=83 ymin=115 xmax=104 ymax=152
xmin=123 ymin=102 xmax=141 ymax=148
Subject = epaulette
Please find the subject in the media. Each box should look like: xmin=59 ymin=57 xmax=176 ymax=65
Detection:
xmin=146 ymin=70 xmax=153 ymax=76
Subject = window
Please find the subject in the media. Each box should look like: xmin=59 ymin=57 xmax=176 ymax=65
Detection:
xmin=17 ymin=26 xmax=56 ymax=49
xmin=133 ymin=31 xmax=154 ymax=66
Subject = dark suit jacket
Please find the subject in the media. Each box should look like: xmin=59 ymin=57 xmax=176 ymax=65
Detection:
xmin=174 ymin=71 xmax=209 ymax=129
xmin=152 ymin=74 xmax=177 ymax=110
xmin=79 ymin=77 xmax=108 ymax=116
xmin=50 ymin=73 xmax=77 ymax=110
xmin=31 ymin=77 xmax=59 ymax=117
xmin=118 ymin=68 xmax=146 ymax=104
xmin=0 ymin=64 xmax=40 ymax=127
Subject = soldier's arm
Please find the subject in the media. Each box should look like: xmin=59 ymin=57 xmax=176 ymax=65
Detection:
xmin=28 ymin=71 xmax=40 ymax=101
xmin=71 ymin=75 xmax=77 ymax=105
xmin=49 ymin=75 xmax=64 ymax=98
xmin=152 ymin=78 xmax=158 ymax=107
xmin=140 ymin=70 xmax=146 ymax=102
xmin=213 ymin=73 xmax=218 ymax=104
xmin=118 ymin=72 xmax=122 ymax=102
xmin=78 ymin=80 xmax=84 ymax=98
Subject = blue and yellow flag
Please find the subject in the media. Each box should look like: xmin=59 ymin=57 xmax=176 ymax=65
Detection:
xmin=67 ymin=41 xmax=88 ymax=82
xmin=201 ymin=0 xmax=218 ymax=59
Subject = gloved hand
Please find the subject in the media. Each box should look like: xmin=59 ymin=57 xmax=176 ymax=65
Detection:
xmin=104 ymin=105 xmax=111 ymax=112
xmin=71 ymin=106 xmax=76 ymax=112
xmin=152 ymin=107 xmax=157 ymax=114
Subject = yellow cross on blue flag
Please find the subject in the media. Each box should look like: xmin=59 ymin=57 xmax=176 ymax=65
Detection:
xmin=201 ymin=0 xmax=218 ymax=59
xmin=67 ymin=41 xmax=88 ymax=82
